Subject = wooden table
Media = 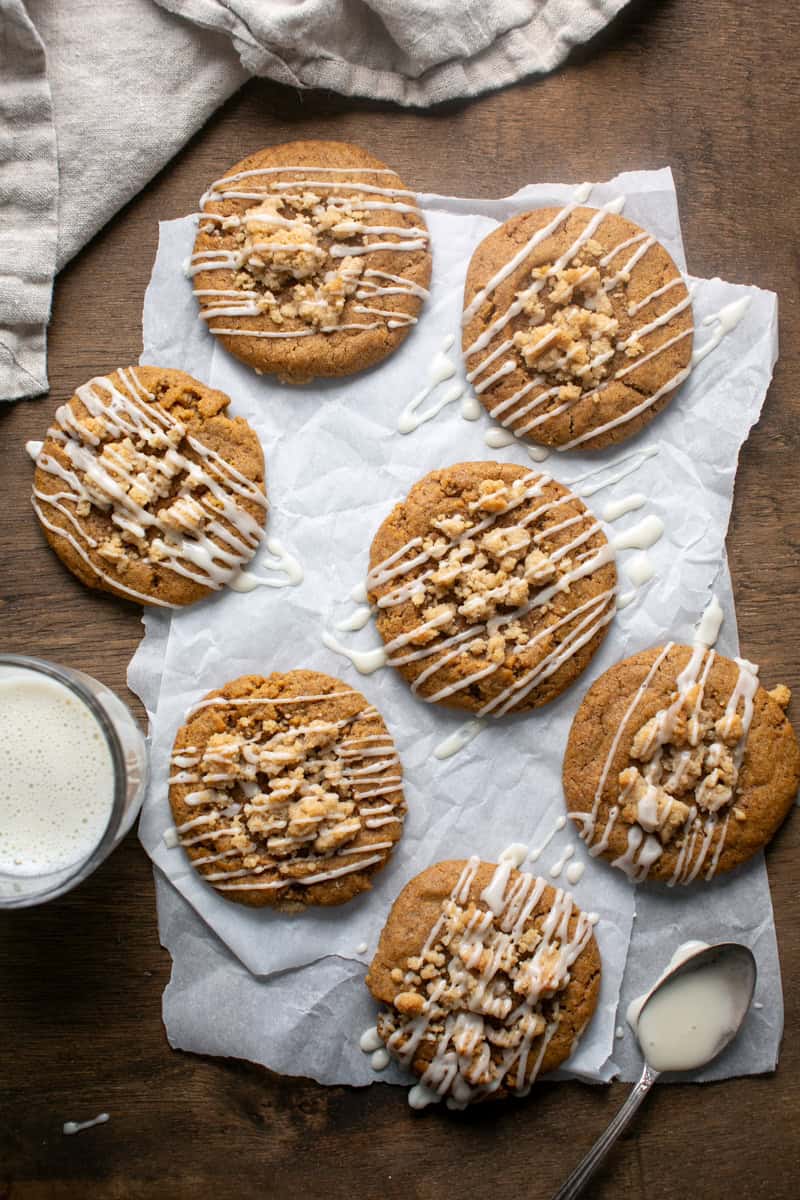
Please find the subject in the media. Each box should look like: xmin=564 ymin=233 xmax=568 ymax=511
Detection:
xmin=2 ymin=1 xmax=798 ymax=1195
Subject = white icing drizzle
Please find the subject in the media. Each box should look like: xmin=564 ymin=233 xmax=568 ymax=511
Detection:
xmin=694 ymin=593 xmax=724 ymax=647
xmin=381 ymin=856 xmax=595 ymax=1108
xmin=322 ymin=631 xmax=387 ymax=674
xmin=615 ymin=591 xmax=637 ymax=611
xmin=398 ymin=336 xmax=464 ymax=433
xmin=602 ymin=493 xmax=646 ymax=522
xmin=360 ymin=1025 xmax=384 ymax=1052
xmin=627 ymin=275 xmax=684 ymax=316
xmin=335 ymin=605 xmax=374 ymax=632
xmin=483 ymin=427 xmax=551 ymax=462
xmin=30 ymin=369 xmax=267 ymax=606
xmin=193 ymin=167 xmax=428 ymax=343
xmin=611 ymin=515 xmax=664 ymax=552
xmin=549 ymin=844 xmax=574 ymax=878
xmin=484 ymin=428 xmax=515 ymax=449
xmin=460 ymin=392 xmax=482 ymax=421
xmin=576 ymin=643 xmax=675 ymax=848
xmin=555 ymin=289 xmax=749 ymax=451
xmin=408 ymin=1082 xmax=441 ymax=1110
xmin=186 ymin=689 xmax=358 ymax=716
xmin=171 ymin=690 xmax=403 ymax=895
xmin=25 ymin=439 xmax=43 ymax=462
xmin=228 ymin=537 xmax=303 ymax=591
xmin=691 ymin=297 xmax=751 ymax=366
xmin=362 ymin=470 xmax=617 ymax=718
xmin=433 ymin=718 xmax=485 ymax=760
xmin=567 ymin=445 xmax=658 ymax=497
xmin=575 ymin=637 xmax=761 ymax=885
xmin=565 ymin=861 xmax=585 ymax=885
xmin=63 ymin=1113 xmax=110 ymax=1136
xmin=624 ymin=552 xmax=656 ymax=586
xmin=462 ymin=193 xmax=622 ymax=333
xmin=529 ymin=816 xmax=566 ymax=863
xmin=498 ymin=842 xmax=529 ymax=868
xmin=460 ymin=189 xmax=697 ymax=448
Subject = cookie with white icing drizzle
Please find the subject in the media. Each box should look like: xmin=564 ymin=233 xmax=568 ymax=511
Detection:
xmin=30 ymin=366 xmax=267 ymax=607
xmin=463 ymin=206 xmax=693 ymax=451
xmin=169 ymin=671 xmax=406 ymax=909
xmin=563 ymin=645 xmax=800 ymax=884
xmin=367 ymin=461 xmax=616 ymax=714
xmin=189 ymin=140 xmax=432 ymax=382
xmin=366 ymin=858 xmax=601 ymax=1106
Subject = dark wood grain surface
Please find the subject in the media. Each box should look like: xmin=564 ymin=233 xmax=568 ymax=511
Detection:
xmin=2 ymin=1 xmax=799 ymax=1195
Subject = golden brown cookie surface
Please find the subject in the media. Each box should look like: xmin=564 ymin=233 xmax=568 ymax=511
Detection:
xmin=190 ymin=140 xmax=432 ymax=382
xmin=366 ymin=858 xmax=601 ymax=1105
xmin=367 ymin=461 xmax=616 ymax=715
xmin=462 ymin=207 xmax=693 ymax=451
xmin=31 ymin=366 xmax=266 ymax=607
xmin=169 ymin=670 xmax=405 ymax=909
xmin=563 ymin=644 xmax=800 ymax=884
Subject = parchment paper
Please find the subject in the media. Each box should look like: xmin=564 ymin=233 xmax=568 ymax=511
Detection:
xmin=129 ymin=168 xmax=783 ymax=1087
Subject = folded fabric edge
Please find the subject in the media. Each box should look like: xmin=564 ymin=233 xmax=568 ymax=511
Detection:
xmin=0 ymin=0 xmax=58 ymax=402
xmin=0 ymin=334 xmax=49 ymax=401
xmin=226 ymin=1 xmax=633 ymax=106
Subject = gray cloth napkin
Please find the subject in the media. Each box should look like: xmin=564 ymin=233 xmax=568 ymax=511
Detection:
xmin=1 ymin=0 xmax=628 ymax=403
xmin=1 ymin=0 xmax=246 ymax=403
xmin=156 ymin=0 xmax=629 ymax=105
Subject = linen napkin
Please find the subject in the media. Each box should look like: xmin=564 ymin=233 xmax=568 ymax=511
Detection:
xmin=156 ymin=0 xmax=630 ymax=105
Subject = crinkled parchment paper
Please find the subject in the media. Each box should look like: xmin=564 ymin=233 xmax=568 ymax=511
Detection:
xmin=129 ymin=168 xmax=782 ymax=1087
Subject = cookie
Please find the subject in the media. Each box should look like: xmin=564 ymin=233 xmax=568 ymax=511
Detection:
xmin=366 ymin=461 xmax=616 ymax=715
xmin=189 ymin=140 xmax=432 ymax=383
xmin=563 ymin=644 xmax=800 ymax=884
xmin=168 ymin=670 xmax=405 ymax=909
xmin=30 ymin=366 xmax=266 ymax=607
xmin=366 ymin=857 xmax=601 ymax=1106
xmin=462 ymin=206 xmax=693 ymax=451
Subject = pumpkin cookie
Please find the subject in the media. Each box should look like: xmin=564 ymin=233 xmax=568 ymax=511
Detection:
xmin=462 ymin=206 xmax=693 ymax=451
xmin=366 ymin=461 xmax=616 ymax=715
xmin=366 ymin=858 xmax=601 ymax=1106
xmin=188 ymin=140 xmax=432 ymax=382
xmin=168 ymin=670 xmax=405 ymax=909
xmin=30 ymin=366 xmax=266 ymax=607
xmin=563 ymin=644 xmax=800 ymax=884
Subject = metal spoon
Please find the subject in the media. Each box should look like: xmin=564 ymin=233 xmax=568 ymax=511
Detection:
xmin=551 ymin=942 xmax=757 ymax=1200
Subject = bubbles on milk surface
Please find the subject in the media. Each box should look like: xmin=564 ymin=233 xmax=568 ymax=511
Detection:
xmin=0 ymin=675 xmax=114 ymax=876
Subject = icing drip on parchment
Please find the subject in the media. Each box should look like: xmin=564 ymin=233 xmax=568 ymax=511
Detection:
xmin=398 ymin=336 xmax=464 ymax=433
xmin=228 ymin=537 xmax=303 ymax=592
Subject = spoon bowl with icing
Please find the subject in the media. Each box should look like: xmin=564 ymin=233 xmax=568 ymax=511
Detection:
xmin=552 ymin=940 xmax=757 ymax=1200
xmin=632 ymin=940 xmax=756 ymax=1072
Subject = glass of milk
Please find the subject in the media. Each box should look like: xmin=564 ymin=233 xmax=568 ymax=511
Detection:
xmin=0 ymin=655 xmax=148 ymax=907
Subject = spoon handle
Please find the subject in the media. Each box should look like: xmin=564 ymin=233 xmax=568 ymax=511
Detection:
xmin=550 ymin=1062 xmax=659 ymax=1200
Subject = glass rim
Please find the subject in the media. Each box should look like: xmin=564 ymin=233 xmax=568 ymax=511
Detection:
xmin=0 ymin=653 xmax=127 ymax=904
